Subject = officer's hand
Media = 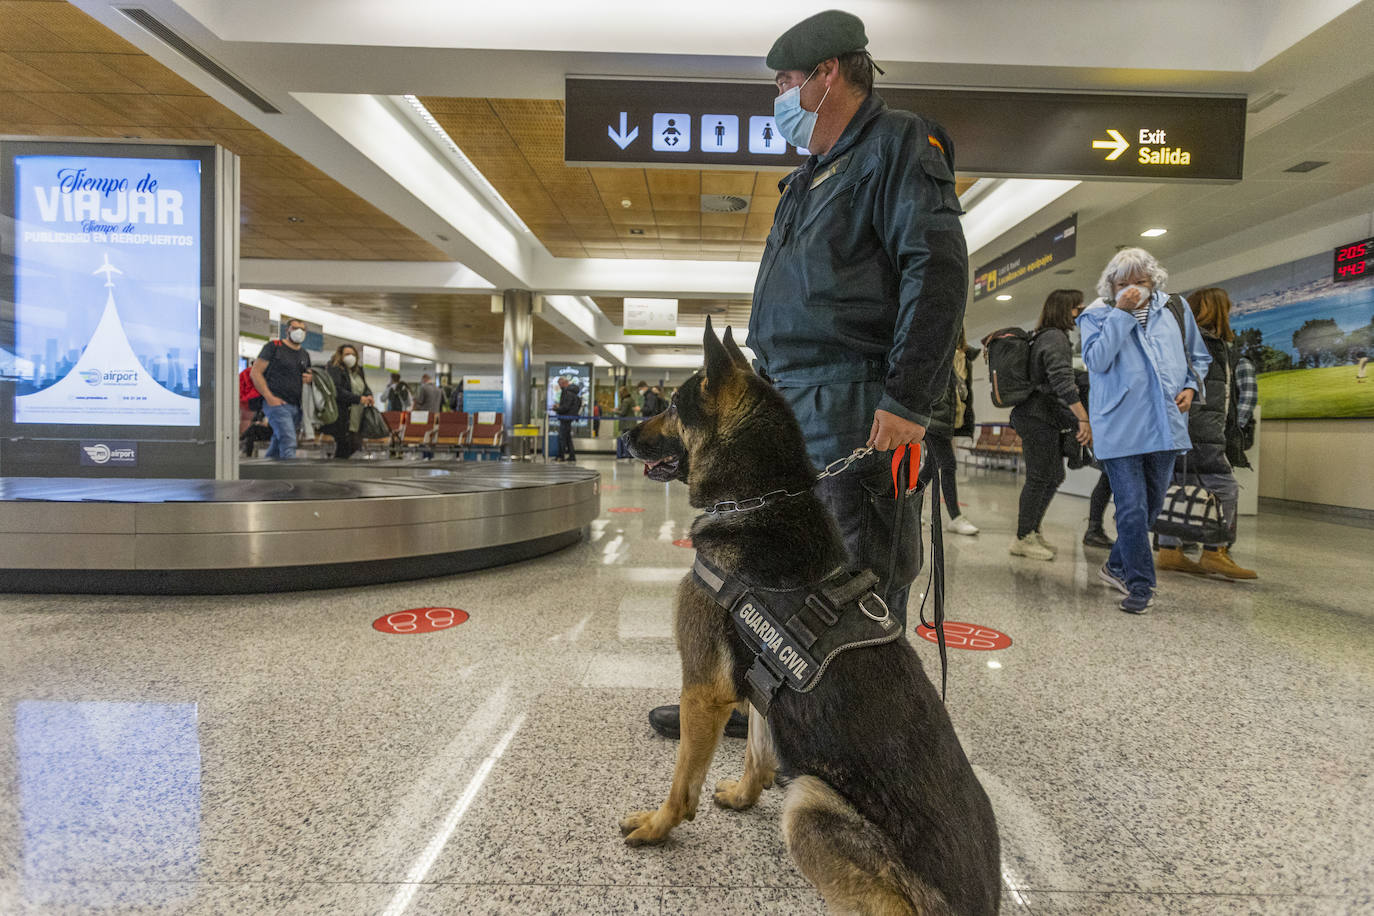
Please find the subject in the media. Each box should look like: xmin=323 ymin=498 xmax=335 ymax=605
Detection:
xmin=868 ymin=409 xmax=926 ymax=452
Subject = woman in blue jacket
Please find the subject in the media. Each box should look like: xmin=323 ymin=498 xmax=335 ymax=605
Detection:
xmin=1078 ymin=248 xmax=1211 ymax=613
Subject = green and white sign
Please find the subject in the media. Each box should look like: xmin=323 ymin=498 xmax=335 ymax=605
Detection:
xmin=624 ymin=297 xmax=677 ymax=337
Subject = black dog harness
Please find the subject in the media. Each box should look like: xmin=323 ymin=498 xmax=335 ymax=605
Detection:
xmin=692 ymin=554 xmax=903 ymax=715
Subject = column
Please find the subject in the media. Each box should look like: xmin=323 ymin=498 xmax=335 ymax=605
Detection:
xmin=501 ymin=289 xmax=533 ymax=457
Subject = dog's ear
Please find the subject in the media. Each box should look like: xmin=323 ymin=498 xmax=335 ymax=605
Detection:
xmin=722 ymin=327 xmax=750 ymax=370
xmin=703 ymin=315 xmax=734 ymax=388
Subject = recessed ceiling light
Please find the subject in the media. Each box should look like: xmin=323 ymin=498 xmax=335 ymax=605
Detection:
xmin=995 ymin=294 xmax=1012 ymax=301
xmin=1140 ymin=228 xmax=1168 ymax=237
xmin=628 ymin=228 xmax=645 ymax=236
xmin=287 ymin=216 xmax=304 ymax=223
xmin=621 ymin=199 xmax=632 ymax=208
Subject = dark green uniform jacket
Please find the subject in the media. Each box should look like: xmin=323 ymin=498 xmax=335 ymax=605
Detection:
xmin=746 ymin=92 xmax=968 ymax=463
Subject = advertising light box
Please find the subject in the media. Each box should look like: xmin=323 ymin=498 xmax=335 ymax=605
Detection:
xmin=2 ymin=138 xmax=238 ymax=479
xmin=12 ymin=154 xmax=204 ymax=426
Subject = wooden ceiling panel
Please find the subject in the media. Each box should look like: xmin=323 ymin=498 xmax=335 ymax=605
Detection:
xmin=0 ymin=1 xmax=446 ymax=261
xmin=0 ymin=49 xmax=67 ymax=91
xmin=9 ymin=51 xmax=144 ymax=92
xmin=21 ymin=3 xmax=142 ymax=54
xmin=700 ymin=171 xmax=757 ymax=197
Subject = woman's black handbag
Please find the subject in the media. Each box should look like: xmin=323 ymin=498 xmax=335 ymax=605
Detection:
xmin=358 ymin=405 xmax=391 ymax=440
xmin=1152 ymin=463 xmax=1229 ymax=544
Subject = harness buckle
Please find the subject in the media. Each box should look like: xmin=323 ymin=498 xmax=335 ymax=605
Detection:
xmin=804 ymin=593 xmax=839 ymax=627
xmin=858 ymin=591 xmax=890 ymax=624
xmin=745 ymin=657 xmax=785 ymax=715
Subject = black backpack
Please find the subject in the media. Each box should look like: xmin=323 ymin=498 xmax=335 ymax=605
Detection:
xmin=981 ymin=327 xmax=1042 ymax=408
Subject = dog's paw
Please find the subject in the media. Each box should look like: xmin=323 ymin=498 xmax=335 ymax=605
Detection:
xmin=760 ymin=771 xmax=776 ymax=790
xmin=619 ymin=810 xmax=655 ymax=836
xmin=620 ymin=810 xmax=673 ymax=846
xmin=712 ymin=778 xmax=759 ymax=811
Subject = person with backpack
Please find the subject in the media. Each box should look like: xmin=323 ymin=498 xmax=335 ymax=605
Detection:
xmin=249 ymin=318 xmax=313 ymax=459
xmin=1155 ymin=288 xmax=1257 ymax=580
xmin=1007 ymin=290 xmax=1092 ymax=561
xmin=553 ymin=376 xmax=582 ymax=462
xmin=1078 ymin=248 xmax=1212 ymax=613
xmin=381 ymin=373 xmax=412 ymax=413
xmin=320 ymin=344 xmax=374 ymax=460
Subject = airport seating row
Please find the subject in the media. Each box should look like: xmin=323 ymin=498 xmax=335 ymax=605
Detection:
xmin=964 ymin=424 xmax=1023 ymax=471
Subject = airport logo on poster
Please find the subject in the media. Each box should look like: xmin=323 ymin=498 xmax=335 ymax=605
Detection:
xmin=79 ymin=440 xmax=138 ymax=466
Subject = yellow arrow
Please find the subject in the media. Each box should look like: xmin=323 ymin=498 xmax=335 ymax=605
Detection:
xmin=1093 ymin=129 xmax=1130 ymax=161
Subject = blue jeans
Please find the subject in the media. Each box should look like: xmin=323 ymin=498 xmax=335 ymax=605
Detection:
xmin=263 ymin=403 xmax=302 ymax=459
xmin=1101 ymin=450 xmax=1177 ymax=597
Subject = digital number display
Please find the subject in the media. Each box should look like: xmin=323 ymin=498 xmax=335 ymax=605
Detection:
xmin=1333 ymin=237 xmax=1374 ymax=283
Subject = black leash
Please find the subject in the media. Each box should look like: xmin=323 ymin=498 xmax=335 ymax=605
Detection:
xmin=889 ymin=447 xmax=948 ymax=701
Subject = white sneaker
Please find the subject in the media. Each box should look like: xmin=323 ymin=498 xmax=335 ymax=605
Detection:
xmin=1033 ymin=530 xmax=1058 ymax=556
xmin=1009 ymin=535 xmax=1054 ymax=561
xmin=945 ymin=515 xmax=979 ymax=536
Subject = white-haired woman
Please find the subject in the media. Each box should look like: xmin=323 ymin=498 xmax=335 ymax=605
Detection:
xmin=1077 ymin=248 xmax=1212 ymax=614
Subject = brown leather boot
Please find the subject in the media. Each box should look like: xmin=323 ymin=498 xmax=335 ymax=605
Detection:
xmin=1200 ymin=546 xmax=1258 ymax=580
xmin=1156 ymin=546 xmax=1205 ymax=575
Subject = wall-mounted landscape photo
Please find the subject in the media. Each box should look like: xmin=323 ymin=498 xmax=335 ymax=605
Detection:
xmin=1216 ymin=249 xmax=1374 ymax=419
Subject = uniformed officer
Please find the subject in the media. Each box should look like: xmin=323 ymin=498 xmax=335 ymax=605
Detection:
xmin=649 ymin=9 xmax=969 ymax=741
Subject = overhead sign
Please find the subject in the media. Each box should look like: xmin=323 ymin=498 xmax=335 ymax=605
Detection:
xmin=565 ymin=79 xmax=1246 ymax=181
xmin=623 ymin=297 xmax=678 ymax=337
xmin=1333 ymin=238 xmax=1373 ymax=283
xmin=973 ymin=214 xmax=1078 ymax=301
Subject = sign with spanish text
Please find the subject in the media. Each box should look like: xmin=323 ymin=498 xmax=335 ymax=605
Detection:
xmin=462 ymin=374 xmax=504 ymax=412
xmin=566 ymin=79 xmax=1245 ymax=181
xmin=12 ymin=154 xmax=204 ymax=426
xmin=973 ymin=214 xmax=1078 ymax=301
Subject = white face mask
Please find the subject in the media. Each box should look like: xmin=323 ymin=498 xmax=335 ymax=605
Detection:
xmin=342 ymin=354 xmax=357 ymax=368
xmin=1116 ymin=284 xmax=1151 ymax=305
xmin=288 ymin=327 xmax=306 ymax=344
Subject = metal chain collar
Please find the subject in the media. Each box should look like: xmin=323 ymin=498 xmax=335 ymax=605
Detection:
xmin=702 ymin=446 xmax=874 ymax=516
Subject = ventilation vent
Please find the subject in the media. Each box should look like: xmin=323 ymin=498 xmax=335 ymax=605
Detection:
xmin=701 ymin=194 xmax=750 ymax=213
xmin=1284 ymin=160 xmax=1329 ymax=173
xmin=117 ymin=8 xmax=280 ymax=114
xmin=1247 ymin=90 xmax=1288 ymax=113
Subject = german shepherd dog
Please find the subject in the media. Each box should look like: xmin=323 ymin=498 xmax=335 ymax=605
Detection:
xmin=619 ymin=320 xmax=1000 ymax=915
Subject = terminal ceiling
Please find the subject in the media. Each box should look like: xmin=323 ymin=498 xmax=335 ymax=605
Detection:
xmin=9 ymin=0 xmax=1374 ymax=364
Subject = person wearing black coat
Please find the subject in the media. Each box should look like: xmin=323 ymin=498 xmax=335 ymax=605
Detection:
xmin=553 ymin=376 xmax=582 ymax=462
xmin=1009 ymin=290 xmax=1093 ymax=561
xmin=1155 ymin=288 xmax=1257 ymax=580
xmin=321 ymin=344 xmax=374 ymax=459
xmin=922 ymin=331 xmax=980 ymax=535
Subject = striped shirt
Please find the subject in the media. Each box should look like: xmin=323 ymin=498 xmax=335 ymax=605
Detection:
xmin=1131 ymin=306 xmax=1150 ymax=329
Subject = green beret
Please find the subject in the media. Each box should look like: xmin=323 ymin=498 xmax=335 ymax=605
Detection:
xmin=766 ymin=9 xmax=868 ymax=72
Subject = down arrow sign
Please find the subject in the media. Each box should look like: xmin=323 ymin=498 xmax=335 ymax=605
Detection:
xmin=607 ymin=112 xmax=639 ymax=150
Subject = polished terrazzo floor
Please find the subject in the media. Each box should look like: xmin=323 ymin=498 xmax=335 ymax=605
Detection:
xmin=1 ymin=455 xmax=1370 ymax=915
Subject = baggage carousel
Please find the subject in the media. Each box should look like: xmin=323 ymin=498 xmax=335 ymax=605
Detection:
xmin=0 ymin=460 xmax=599 ymax=594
